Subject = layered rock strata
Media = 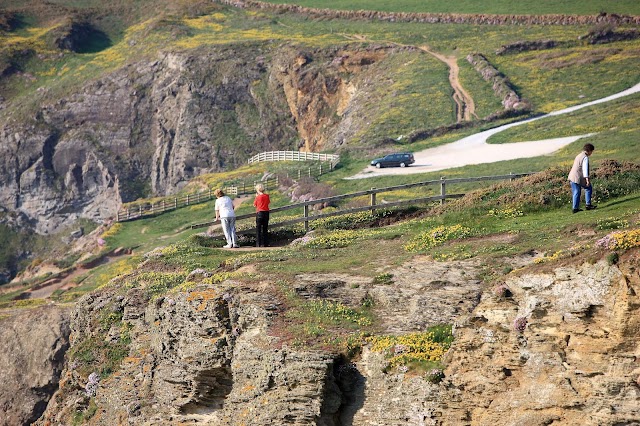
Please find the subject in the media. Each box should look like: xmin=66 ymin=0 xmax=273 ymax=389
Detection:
xmin=0 ymin=305 xmax=70 ymax=426
xmin=27 ymin=254 xmax=640 ymax=425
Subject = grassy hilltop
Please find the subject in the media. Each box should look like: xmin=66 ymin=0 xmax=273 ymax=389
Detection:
xmin=1 ymin=0 xmax=640 ymax=372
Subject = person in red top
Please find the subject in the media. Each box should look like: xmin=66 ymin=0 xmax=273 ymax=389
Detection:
xmin=253 ymin=183 xmax=271 ymax=247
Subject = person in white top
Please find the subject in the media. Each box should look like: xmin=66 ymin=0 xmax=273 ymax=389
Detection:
xmin=214 ymin=189 xmax=239 ymax=248
xmin=567 ymin=143 xmax=596 ymax=214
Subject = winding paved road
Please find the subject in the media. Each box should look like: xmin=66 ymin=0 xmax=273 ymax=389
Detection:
xmin=348 ymin=82 xmax=640 ymax=179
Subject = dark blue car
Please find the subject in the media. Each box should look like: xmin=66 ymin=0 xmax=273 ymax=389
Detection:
xmin=370 ymin=152 xmax=415 ymax=168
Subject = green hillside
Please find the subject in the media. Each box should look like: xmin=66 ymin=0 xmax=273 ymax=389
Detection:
xmin=1 ymin=0 xmax=639 ymax=288
xmin=259 ymin=0 xmax=640 ymax=15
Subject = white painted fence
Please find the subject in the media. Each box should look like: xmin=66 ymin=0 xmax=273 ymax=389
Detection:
xmin=247 ymin=151 xmax=339 ymax=167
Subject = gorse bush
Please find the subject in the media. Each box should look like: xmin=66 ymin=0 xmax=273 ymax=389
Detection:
xmin=593 ymin=161 xmax=640 ymax=202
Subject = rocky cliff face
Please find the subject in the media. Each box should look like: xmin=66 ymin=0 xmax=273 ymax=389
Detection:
xmin=0 ymin=305 xmax=70 ymax=426
xmin=30 ymin=253 xmax=640 ymax=425
xmin=439 ymin=257 xmax=640 ymax=425
xmin=0 ymin=46 xmax=291 ymax=233
xmin=0 ymin=44 xmax=389 ymax=234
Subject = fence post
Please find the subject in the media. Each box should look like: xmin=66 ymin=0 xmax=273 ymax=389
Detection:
xmin=116 ymin=211 xmax=120 ymax=222
xmin=162 ymin=200 xmax=166 ymax=212
xmin=440 ymin=177 xmax=446 ymax=205
xmin=319 ymin=164 xmax=323 ymax=175
xmin=304 ymin=204 xmax=309 ymax=232
xmin=186 ymin=194 xmax=190 ymax=206
xmin=510 ymin=172 xmax=514 ymax=182
xmin=209 ymin=188 xmax=212 ymax=199
xmin=370 ymin=188 xmax=376 ymax=214
xmin=298 ymin=169 xmax=301 ymax=179
xmin=174 ymin=198 xmax=178 ymax=209
xmin=139 ymin=205 xmax=142 ymax=217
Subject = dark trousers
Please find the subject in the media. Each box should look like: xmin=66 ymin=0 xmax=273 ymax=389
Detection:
xmin=256 ymin=211 xmax=269 ymax=247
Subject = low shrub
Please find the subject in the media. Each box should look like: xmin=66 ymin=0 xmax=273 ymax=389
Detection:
xmin=311 ymin=211 xmax=377 ymax=231
xmin=372 ymin=273 xmax=394 ymax=285
xmin=596 ymin=228 xmax=640 ymax=250
xmin=404 ymin=224 xmax=472 ymax=252
xmin=446 ymin=162 xmax=640 ymax=214
xmin=368 ymin=325 xmax=453 ymax=370
xmin=596 ymin=217 xmax=629 ymax=231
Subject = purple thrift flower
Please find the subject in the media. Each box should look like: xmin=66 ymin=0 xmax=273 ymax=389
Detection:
xmin=85 ymin=372 xmax=100 ymax=397
xmin=513 ymin=316 xmax=528 ymax=333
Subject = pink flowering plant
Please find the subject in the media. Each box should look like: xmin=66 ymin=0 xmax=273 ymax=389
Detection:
xmin=596 ymin=228 xmax=640 ymax=250
xmin=492 ymin=284 xmax=512 ymax=299
xmin=513 ymin=316 xmax=528 ymax=333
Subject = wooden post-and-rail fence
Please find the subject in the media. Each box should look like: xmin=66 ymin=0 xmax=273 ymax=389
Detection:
xmin=115 ymin=177 xmax=279 ymax=222
xmin=191 ymin=172 xmax=534 ymax=236
xmin=116 ymin=151 xmax=341 ymax=223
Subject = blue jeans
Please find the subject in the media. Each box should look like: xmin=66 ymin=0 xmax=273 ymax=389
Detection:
xmin=221 ymin=217 xmax=237 ymax=246
xmin=571 ymin=181 xmax=592 ymax=210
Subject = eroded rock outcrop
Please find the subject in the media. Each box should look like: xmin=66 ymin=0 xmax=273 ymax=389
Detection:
xmin=496 ymin=40 xmax=558 ymax=55
xmin=466 ymin=53 xmax=529 ymax=111
xmin=441 ymin=258 xmax=640 ymax=424
xmin=34 ymin=257 xmax=486 ymax=425
xmin=26 ymin=253 xmax=640 ymax=425
xmin=35 ymin=282 xmax=348 ymax=425
xmin=0 ymin=305 xmax=70 ymax=426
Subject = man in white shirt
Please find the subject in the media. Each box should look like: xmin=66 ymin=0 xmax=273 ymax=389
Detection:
xmin=214 ymin=189 xmax=239 ymax=248
xmin=567 ymin=143 xmax=596 ymax=214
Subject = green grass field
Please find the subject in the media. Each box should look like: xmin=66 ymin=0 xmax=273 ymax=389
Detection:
xmin=259 ymin=0 xmax=640 ymax=15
